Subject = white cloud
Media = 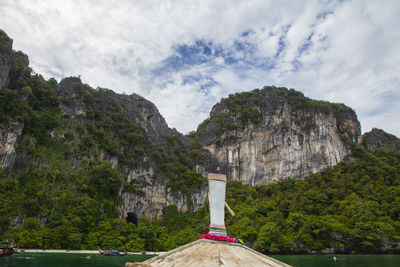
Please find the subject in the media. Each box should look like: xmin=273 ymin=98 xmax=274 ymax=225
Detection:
xmin=0 ymin=0 xmax=399 ymax=136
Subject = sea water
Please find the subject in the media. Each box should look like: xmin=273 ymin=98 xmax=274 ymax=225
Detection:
xmin=1 ymin=253 xmax=400 ymax=267
xmin=0 ymin=253 xmax=154 ymax=267
xmin=271 ymin=254 xmax=400 ymax=267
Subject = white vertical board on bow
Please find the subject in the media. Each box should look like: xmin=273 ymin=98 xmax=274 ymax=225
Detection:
xmin=208 ymin=173 xmax=227 ymax=226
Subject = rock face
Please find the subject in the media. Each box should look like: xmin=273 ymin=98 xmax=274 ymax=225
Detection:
xmin=362 ymin=128 xmax=400 ymax=151
xmin=55 ymin=77 xmax=174 ymax=143
xmin=0 ymin=122 xmax=23 ymax=174
xmin=120 ymin=166 xmax=208 ymax=221
xmin=0 ymin=29 xmax=210 ymax=221
xmin=54 ymin=77 xmax=210 ymax=220
xmin=197 ymin=87 xmax=361 ymax=185
xmin=1 ymin=73 xmax=209 ymax=221
xmin=0 ymin=29 xmax=374 ymax=222
xmin=0 ymin=30 xmax=12 ymax=89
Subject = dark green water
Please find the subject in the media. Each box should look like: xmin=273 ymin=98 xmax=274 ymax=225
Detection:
xmin=1 ymin=253 xmax=400 ymax=266
xmin=271 ymin=254 xmax=400 ymax=267
xmin=0 ymin=253 xmax=154 ymax=267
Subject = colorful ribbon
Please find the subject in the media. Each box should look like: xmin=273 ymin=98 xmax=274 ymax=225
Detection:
xmin=199 ymin=233 xmax=238 ymax=243
xmin=208 ymin=224 xmax=228 ymax=236
xmin=199 ymin=224 xmax=247 ymax=246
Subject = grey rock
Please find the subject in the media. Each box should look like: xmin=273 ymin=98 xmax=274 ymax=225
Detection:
xmin=0 ymin=122 xmax=23 ymax=173
xmin=198 ymin=87 xmax=361 ymax=184
xmin=362 ymin=128 xmax=400 ymax=151
xmin=0 ymin=29 xmax=12 ymax=89
xmin=53 ymin=77 xmax=210 ymax=220
xmin=119 ymin=166 xmax=208 ymax=220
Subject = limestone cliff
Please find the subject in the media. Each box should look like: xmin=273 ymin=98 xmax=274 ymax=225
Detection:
xmin=0 ymin=29 xmax=369 ymax=223
xmin=0 ymin=122 xmax=22 ymax=173
xmin=0 ymin=30 xmax=27 ymax=175
xmin=0 ymin=30 xmax=12 ymax=89
xmin=197 ymin=87 xmax=361 ymax=184
xmin=362 ymin=128 xmax=400 ymax=151
xmin=0 ymin=30 xmax=211 ymax=222
xmin=55 ymin=77 xmax=211 ymax=220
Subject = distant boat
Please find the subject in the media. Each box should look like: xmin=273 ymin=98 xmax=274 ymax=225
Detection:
xmin=98 ymin=246 xmax=127 ymax=256
xmin=0 ymin=242 xmax=14 ymax=257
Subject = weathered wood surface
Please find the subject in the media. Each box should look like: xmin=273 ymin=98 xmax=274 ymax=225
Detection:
xmin=208 ymin=173 xmax=227 ymax=181
xmin=126 ymin=239 xmax=291 ymax=267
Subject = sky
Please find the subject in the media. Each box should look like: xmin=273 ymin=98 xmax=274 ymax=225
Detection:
xmin=0 ymin=0 xmax=399 ymax=136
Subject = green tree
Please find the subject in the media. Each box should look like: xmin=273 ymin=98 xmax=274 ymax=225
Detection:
xmin=255 ymin=222 xmax=287 ymax=253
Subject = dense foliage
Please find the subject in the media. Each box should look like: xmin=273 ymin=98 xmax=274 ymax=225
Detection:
xmin=197 ymin=90 xmax=262 ymax=134
xmin=0 ymin=33 xmax=399 ymax=253
xmin=197 ymin=86 xmax=355 ymax=136
xmin=224 ymin=145 xmax=400 ymax=253
xmin=0 ymin=44 xmax=207 ymax=250
xmin=0 ymin=47 xmax=205 ymax=192
xmin=1 ymin=145 xmax=399 ymax=253
xmin=0 ymin=157 xmax=208 ymax=251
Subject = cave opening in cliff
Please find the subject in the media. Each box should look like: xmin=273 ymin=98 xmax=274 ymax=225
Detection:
xmin=127 ymin=212 xmax=138 ymax=225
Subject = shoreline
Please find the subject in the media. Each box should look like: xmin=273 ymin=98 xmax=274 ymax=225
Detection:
xmin=16 ymin=248 xmax=400 ymax=256
xmin=19 ymin=249 xmax=165 ymax=255
xmin=14 ymin=249 xmax=400 ymax=256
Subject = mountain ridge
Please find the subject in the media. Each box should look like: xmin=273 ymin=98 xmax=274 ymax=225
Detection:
xmin=196 ymin=86 xmax=361 ymax=184
xmin=1 ymin=28 xmax=399 ymax=218
xmin=1 ymin=29 xmax=400 ymax=253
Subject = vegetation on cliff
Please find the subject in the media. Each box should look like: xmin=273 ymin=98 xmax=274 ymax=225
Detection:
xmin=154 ymin=144 xmax=400 ymax=254
xmin=1 ymin=29 xmax=399 ymax=254
xmin=0 ymin=46 xmax=206 ymax=194
xmin=362 ymin=128 xmax=400 ymax=151
xmin=1 ymin=144 xmax=399 ymax=253
xmin=197 ymin=86 xmax=356 ymax=137
xmin=0 ymin=30 xmax=207 ymax=250
xmin=224 ymin=145 xmax=400 ymax=253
